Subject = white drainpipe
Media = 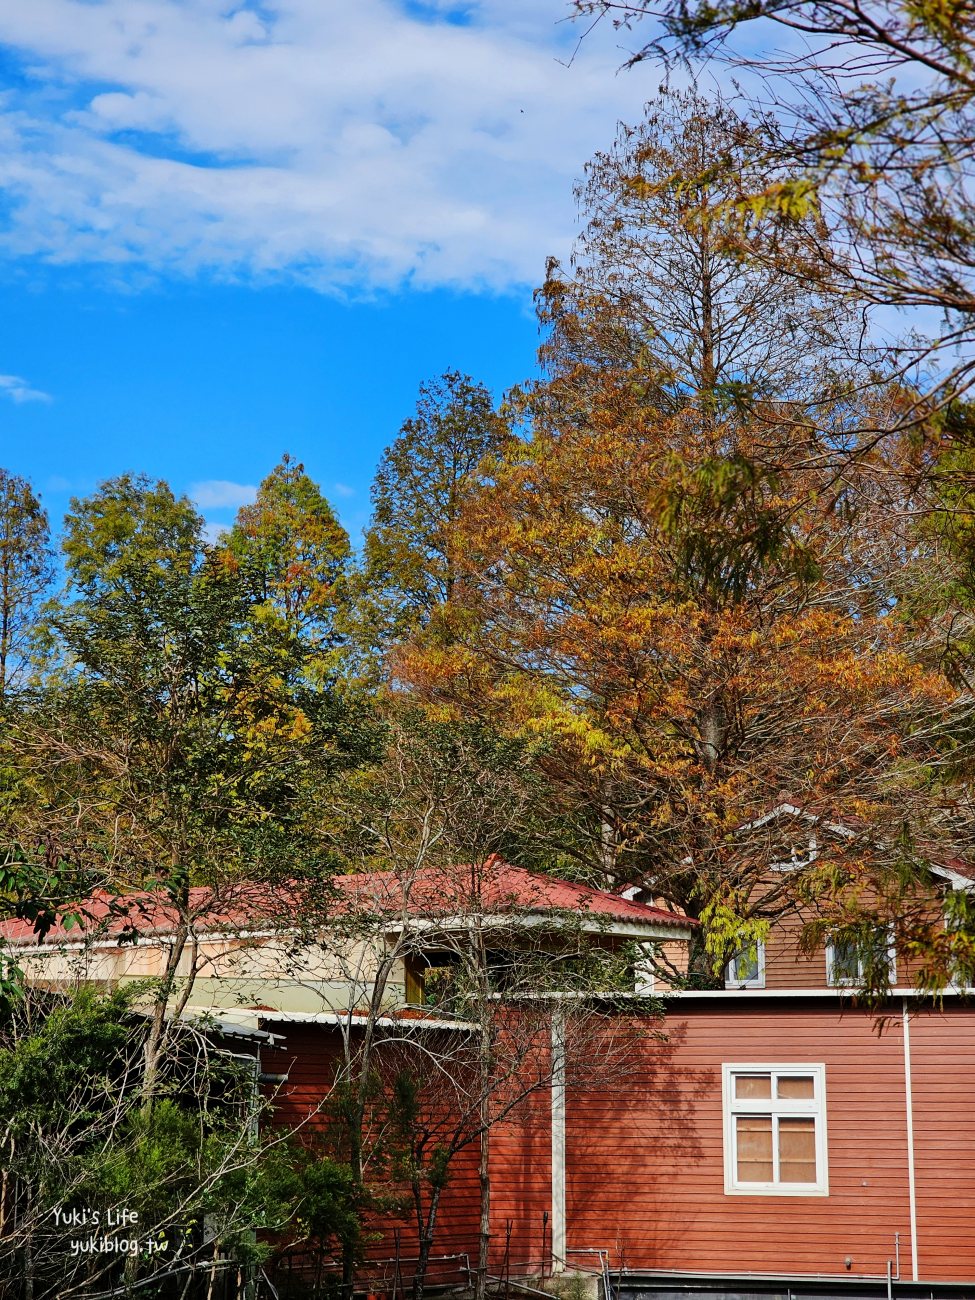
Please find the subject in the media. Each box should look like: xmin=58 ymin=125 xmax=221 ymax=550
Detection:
xmin=902 ymin=997 xmax=919 ymax=1281
xmin=551 ymin=1006 xmax=566 ymax=1273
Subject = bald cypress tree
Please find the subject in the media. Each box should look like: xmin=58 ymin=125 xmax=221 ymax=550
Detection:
xmin=350 ymin=372 xmax=510 ymax=678
xmin=0 ymin=470 xmax=53 ymax=701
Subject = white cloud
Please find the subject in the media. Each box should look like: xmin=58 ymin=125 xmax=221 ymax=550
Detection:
xmin=0 ymin=0 xmax=659 ymax=293
xmin=332 ymin=482 xmax=356 ymax=498
xmin=202 ymin=519 xmax=231 ymax=546
xmin=190 ymin=479 xmax=257 ymax=509
xmin=0 ymin=373 xmax=52 ymax=403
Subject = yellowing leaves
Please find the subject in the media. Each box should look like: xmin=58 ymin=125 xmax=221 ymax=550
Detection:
xmin=393 ymin=355 xmax=964 ymax=950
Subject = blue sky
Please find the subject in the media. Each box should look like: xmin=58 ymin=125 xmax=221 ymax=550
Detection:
xmin=0 ymin=0 xmax=662 ymax=545
xmin=0 ymin=276 xmax=542 ymax=543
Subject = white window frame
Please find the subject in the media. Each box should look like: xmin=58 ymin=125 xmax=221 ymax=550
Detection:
xmin=634 ymin=942 xmax=657 ymax=994
xmin=724 ymin=940 xmax=766 ymax=989
xmin=943 ymin=884 xmax=975 ymax=992
xmin=825 ymin=929 xmax=896 ymax=988
xmin=722 ymin=1063 xmax=829 ymax=1197
xmin=769 ymin=832 xmax=820 ymax=872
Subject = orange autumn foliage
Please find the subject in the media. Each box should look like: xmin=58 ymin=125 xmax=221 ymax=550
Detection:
xmin=396 ymin=371 xmax=957 ymax=952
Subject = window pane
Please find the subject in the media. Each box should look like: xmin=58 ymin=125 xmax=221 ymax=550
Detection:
xmin=830 ymin=940 xmax=861 ymax=983
xmin=778 ymin=1117 xmax=817 ymax=1183
xmin=731 ymin=947 xmax=760 ymax=983
xmin=736 ymin=1116 xmax=773 ymax=1181
xmin=777 ymin=1075 xmax=815 ymax=1099
xmin=735 ymin=1073 xmax=771 ymax=1099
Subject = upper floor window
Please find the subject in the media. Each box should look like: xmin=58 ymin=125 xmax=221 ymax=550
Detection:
xmin=725 ymin=941 xmax=765 ymax=989
xmin=825 ymin=930 xmax=895 ymax=988
xmin=403 ymin=949 xmax=460 ymax=1007
xmin=723 ymin=1064 xmax=828 ymax=1196
xmin=634 ymin=942 xmax=657 ymax=994
xmin=944 ymin=888 xmax=974 ymax=991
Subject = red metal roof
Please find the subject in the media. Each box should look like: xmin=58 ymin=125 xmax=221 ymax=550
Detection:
xmin=332 ymin=858 xmax=691 ymax=927
xmin=0 ymin=857 xmax=691 ymax=946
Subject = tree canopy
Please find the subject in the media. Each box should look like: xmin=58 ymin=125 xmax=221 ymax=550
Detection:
xmin=4 ymin=54 xmax=975 ymax=1294
xmin=350 ymin=371 xmax=511 ymax=676
xmin=570 ymin=1 xmax=975 ymax=403
xmin=0 ymin=469 xmax=53 ymax=703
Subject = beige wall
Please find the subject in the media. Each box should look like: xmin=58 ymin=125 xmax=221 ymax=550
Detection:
xmin=13 ymin=930 xmax=410 ymax=1015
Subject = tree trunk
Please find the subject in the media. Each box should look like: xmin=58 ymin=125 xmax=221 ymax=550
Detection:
xmin=476 ymin=1117 xmax=491 ymax=1300
xmin=696 ymin=202 xmax=717 ymax=427
xmin=475 ymin=995 xmax=492 ymax=1300
xmin=341 ymin=947 xmax=397 ymax=1300
xmin=412 ymin=1180 xmax=445 ymax=1300
xmin=0 ymin=549 xmax=11 ymax=704
xmin=695 ymin=700 xmax=726 ymax=774
xmin=21 ymin=1181 xmax=35 ymax=1300
xmin=142 ymin=918 xmax=189 ymax=1097
xmin=205 ymin=1236 xmax=221 ymax=1300
xmin=599 ymin=779 xmax=617 ymax=876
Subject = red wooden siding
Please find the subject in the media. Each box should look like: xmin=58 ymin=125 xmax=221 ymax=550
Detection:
xmin=906 ymin=1005 xmax=975 ymax=1280
xmin=261 ymin=1000 xmax=975 ymax=1286
xmin=761 ymin=909 xmax=938 ymax=991
xmin=549 ymin=999 xmax=975 ymax=1283
xmin=263 ymin=1023 xmax=482 ymax=1270
xmin=487 ymin=1086 xmax=552 ymax=1274
xmin=761 ymin=914 xmax=828 ymax=989
xmin=747 ymin=863 xmax=949 ymax=993
xmin=558 ymin=1003 xmax=912 ymax=1276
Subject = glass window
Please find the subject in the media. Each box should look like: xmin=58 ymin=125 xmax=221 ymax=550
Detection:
xmin=723 ymin=1065 xmax=828 ymax=1196
xmin=826 ymin=931 xmax=895 ymax=987
xmin=735 ymin=1115 xmax=773 ymax=1181
xmin=735 ymin=1073 xmax=771 ymax=1099
xmin=633 ymin=942 xmax=657 ymax=995
xmin=725 ymin=941 xmax=765 ymax=989
xmin=826 ymin=938 xmax=862 ymax=985
xmin=944 ymin=890 xmax=973 ymax=991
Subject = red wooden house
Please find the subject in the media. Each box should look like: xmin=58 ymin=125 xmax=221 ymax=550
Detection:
xmin=5 ymin=837 xmax=975 ymax=1298
xmin=261 ymin=829 xmax=975 ymax=1297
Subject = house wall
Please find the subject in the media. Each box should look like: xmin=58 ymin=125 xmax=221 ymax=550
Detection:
xmin=488 ymin=997 xmax=975 ymax=1284
xmin=908 ymin=1004 xmax=975 ymax=1278
xmin=252 ymin=997 xmax=975 ymax=1286
xmin=487 ymin=1082 xmax=552 ymax=1275
xmin=264 ymin=1022 xmax=483 ymax=1272
xmin=12 ymin=933 xmax=410 ymax=1014
xmin=646 ymin=939 xmax=690 ymax=992
xmin=730 ymin=859 xmax=949 ymax=992
xmin=760 ymin=904 xmax=942 ymax=991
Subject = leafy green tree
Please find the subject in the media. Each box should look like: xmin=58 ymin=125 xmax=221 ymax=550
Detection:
xmin=393 ymin=103 xmax=962 ymax=990
xmin=350 ymin=372 xmax=510 ymax=675
xmin=222 ymin=454 xmax=352 ymax=684
xmin=317 ymin=706 xmax=647 ymax=1300
xmin=570 ymin=1 xmax=975 ymax=406
xmin=0 ymin=984 xmax=359 ymax=1300
xmin=538 ymin=91 xmax=857 ymax=413
xmin=0 ymin=470 xmax=53 ymax=702
xmin=284 ymin=1147 xmax=364 ymax=1288
xmin=891 ymin=403 xmax=975 ymax=685
xmin=16 ymin=473 xmax=367 ymax=1090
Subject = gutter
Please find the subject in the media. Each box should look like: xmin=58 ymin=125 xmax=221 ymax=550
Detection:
xmin=657 ymin=987 xmax=975 ymax=1000
xmin=212 ymin=1008 xmax=476 ymax=1032
xmin=8 ymin=915 xmax=693 ymax=955
xmin=611 ymin=1267 xmax=975 ymax=1290
xmin=550 ymin=1006 xmax=567 ymax=1274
